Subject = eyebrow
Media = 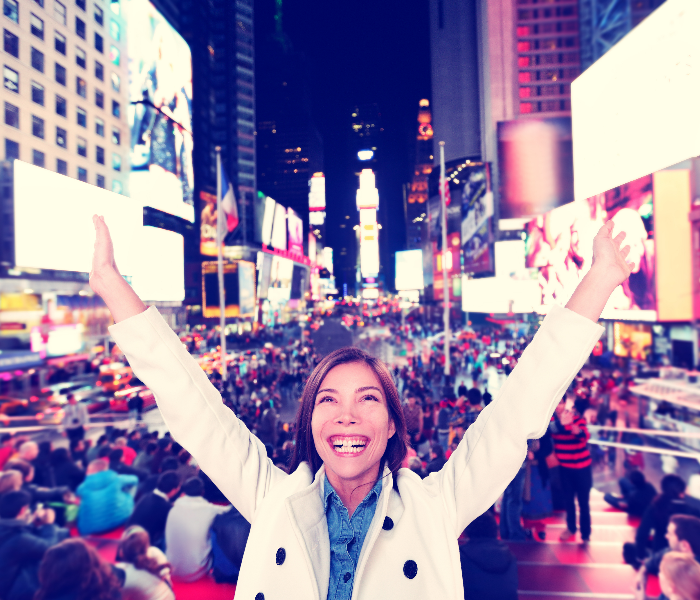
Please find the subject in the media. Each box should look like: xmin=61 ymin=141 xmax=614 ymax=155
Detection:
xmin=316 ymin=385 xmax=383 ymax=396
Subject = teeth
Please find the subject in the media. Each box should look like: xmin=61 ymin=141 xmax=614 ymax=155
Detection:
xmin=331 ymin=437 xmax=367 ymax=453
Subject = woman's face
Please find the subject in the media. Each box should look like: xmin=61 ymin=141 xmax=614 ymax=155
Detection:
xmin=311 ymin=362 xmax=396 ymax=486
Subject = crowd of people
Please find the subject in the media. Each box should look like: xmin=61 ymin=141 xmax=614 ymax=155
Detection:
xmin=2 ymin=307 xmax=700 ymax=599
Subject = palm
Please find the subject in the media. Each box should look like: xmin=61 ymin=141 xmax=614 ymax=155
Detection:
xmin=591 ymin=221 xmax=633 ymax=288
xmin=89 ymin=215 xmax=119 ymax=294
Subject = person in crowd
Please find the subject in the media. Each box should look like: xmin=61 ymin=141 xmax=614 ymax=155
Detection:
xmin=425 ymin=442 xmax=447 ymax=475
xmin=18 ymin=441 xmax=39 ymax=463
xmin=109 ymin=448 xmax=148 ymax=481
xmin=176 ymin=450 xmax=198 ymax=483
xmin=499 ymin=451 xmax=530 ymax=541
xmin=210 ymin=504 xmax=252 ymax=584
xmin=457 ymin=381 xmax=468 ymax=399
xmin=133 ymin=441 xmax=158 ymax=473
xmin=402 ymin=392 xmax=424 ymax=449
xmin=460 ymin=511 xmax=518 ymax=600
xmin=127 ymin=431 xmax=142 ymax=454
xmin=62 ymin=395 xmax=89 ymax=443
xmin=551 ymin=395 xmax=593 ymax=542
xmin=129 ymin=471 xmax=180 ymax=551
xmin=407 ymin=456 xmax=425 ymax=479
xmin=68 ymin=439 xmax=88 ymax=470
xmin=256 ymin=400 xmax=279 ymax=448
xmin=128 ymin=392 xmax=145 ymax=424
xmin=92 ymin=214 xmax=631 ymax=598
xmin=34 ymin=538 xmax=122 ymax=600
xmin=436 ymin=398 xmax=453 ymax=452
xmin=657 ymin=552 xmax=700 ymax=600
xmin=0 ymin=433 xmax=14 ymax=469
xmin=4 ymin=459 xmax=71 ymax=511
xmin=114 ymin=437 xmax=138 ymax=467
xmin=76 ymin=458 xmax=138 ymax=535
xmin=605 ymin=469 xmax=657 ymax=517
xmin=165 ymin=476 xmax=230 ymax=581
xmin=150 ymin=438 xmax=172 ymax=475
xmin=136 ymin=457 xmax=180 ymax=502
xmin=31 ymin=441 xmax=54 ymax=488
xmin=86 ymin=435 xmax=110 ymax=463
xmin=0 ymin=468 xmax=22 ymax=496
xmin=464 ymin=387 xmax=483 ymax=431
xmin=0 ymin=490 xmax=65 ymax=600
xmin=522 ymin=433 xmax=554 ymax=541
xmin=49 ymin=448 xmax=85 ymax=492
xmin=115 ymin=525 xmax=174 ymax=600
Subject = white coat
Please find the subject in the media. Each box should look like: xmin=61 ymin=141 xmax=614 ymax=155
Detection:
xmin=109 ymin=304 xmax=603 ymax=600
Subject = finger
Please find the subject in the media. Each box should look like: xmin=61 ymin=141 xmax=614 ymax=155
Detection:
xmin=613 ymin=231 xmax=627 ymax=248
xmin=627 ymin=261 xmax=636 ymax=272
xmin=620 ymin=245 xmax=631 ymax=258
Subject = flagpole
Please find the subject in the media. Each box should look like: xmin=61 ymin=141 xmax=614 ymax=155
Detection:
xmin=439 ymin=141 xmax=450 ymax=380
xmin=216 ymin=147 xmax=228 ymax=384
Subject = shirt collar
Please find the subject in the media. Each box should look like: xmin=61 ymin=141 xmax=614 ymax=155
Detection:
xmin=154 ymin=489 xmax=170 ymax=502
xmin=323 ymin=473 xmax=383 ymax=514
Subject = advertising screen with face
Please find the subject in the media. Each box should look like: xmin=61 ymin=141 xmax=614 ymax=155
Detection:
xmin=525 ymin=174 xmax=655 ymax=320
xmin=125 ymin=0 xmax=194 ymax=223
xmin=498 ymin=118 xmax=574 ymax=219
xmin=287 ymin=208 xmax=304 ymax=256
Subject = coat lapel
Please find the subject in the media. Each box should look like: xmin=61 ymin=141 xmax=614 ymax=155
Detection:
xmin=285 ymin=465 xmax=330 ymax=600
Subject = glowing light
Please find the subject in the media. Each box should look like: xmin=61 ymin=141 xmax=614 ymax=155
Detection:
xmin=357 ymin=150 xmax=374 ymax=161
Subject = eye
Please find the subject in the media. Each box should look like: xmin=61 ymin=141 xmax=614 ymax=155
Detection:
xmin=317 ymin=396 xmax=334 ymax=404
xmin=361 ymin=394 xmax=380 ymax=402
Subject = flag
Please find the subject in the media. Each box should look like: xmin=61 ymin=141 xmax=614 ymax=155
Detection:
xmin=220 ymin=167 xmax=239 ymax=237
xmin=441 ymin=175 xmax=452 ymax=206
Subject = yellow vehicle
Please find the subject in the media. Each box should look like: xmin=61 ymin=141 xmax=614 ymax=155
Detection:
xmin=96 ymin=367 xmax=133 ymax=392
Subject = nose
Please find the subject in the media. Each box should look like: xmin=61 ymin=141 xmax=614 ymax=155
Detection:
xmin=334 ymin=400 xmax=359 ymax=426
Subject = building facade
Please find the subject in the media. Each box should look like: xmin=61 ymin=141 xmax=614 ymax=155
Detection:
xmin=405 ymin=99 xmax=433 ymax=251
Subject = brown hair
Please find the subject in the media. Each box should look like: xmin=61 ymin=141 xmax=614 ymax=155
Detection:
xmin=287 ymin=347 xmax=408 ymax=482
xmin=660 ymin=552 xmax=700 ymax=600
xmin=34 ymin=538 xmax=121 ymax=600
xmin=0 ymin=470 xmax=22 ymax=495
xmin=116 ymin=526 xmax=171 ymax=580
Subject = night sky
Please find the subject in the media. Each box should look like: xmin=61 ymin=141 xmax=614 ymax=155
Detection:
xmin=255 ymin=0 xmax=431 ymax=291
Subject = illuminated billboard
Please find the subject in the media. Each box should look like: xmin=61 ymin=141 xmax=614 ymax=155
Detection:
xmin=460 ymin=164 xmax=494 ymax=275
xmin=202 ymin=260 xmax=256 ymax=318
xmin=498 ymin=118 xmax=574 ymax=220
xmin=130 ymin=226 xmax=184 ymax=302
xmin=356 ymin=169 xmax=379 ymax=210
xmin=261 ymin=196 xmax=276 ymax=246
xmin=256 ymin=251 xmax=272 ymax=300
xmin=124 ymin=0 xmax=194 ymax=223
xmin=270 ymin=203 xmax=287 ymax=250
xmin=395 ymin=250 xmax=424 ymax=291
xmin=359 ymin=208 xmax=379 ymax=277
xmin=287 ymin=208 xmax=304 ymax=256
xmin=268 ymin=255 xmax=293 ymax=305
xmin=526 ymin=174 xmax=655 ymax=320
xmin=309 ymin=173 xmax=326 ymax=211
xmin=12 ymin=160 xmax=141 ymax=277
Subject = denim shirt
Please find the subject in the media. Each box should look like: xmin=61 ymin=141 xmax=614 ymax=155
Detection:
xmin=324 ymin=475 xmax=382 ymax=600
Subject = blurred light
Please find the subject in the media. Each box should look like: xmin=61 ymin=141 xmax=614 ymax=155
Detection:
xmin=357 ymin=150 xmax=374 ymax=161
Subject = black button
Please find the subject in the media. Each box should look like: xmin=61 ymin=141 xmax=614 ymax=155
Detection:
xmin=343 ymin=572 xmax=352 ymax=583
xmin=403 ymin=560 xmax=418 ymax=579
xmin=276 ymin=547 xmax=286 ymax=565
xmin=255 ymin=594 xmax=265 ymax=600
xmin=382 ymin=516 xmax=394 ymax=530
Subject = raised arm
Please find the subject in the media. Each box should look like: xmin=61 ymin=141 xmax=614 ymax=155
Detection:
xmin=425 ymin=221 xmax=634 ymax=534
xmin=89 ymin=215 xmax=287 ymax=523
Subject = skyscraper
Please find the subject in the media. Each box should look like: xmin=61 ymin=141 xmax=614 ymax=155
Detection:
xmin=405 ymin=99 xmax=433 ymax=251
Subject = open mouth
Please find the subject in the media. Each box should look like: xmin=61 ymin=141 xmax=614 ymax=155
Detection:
xmin=329 ymin=436 xmax=368 ymax=455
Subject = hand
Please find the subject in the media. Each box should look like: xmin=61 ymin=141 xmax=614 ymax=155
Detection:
xmin=89 ymin=215 xmax=120 ymax=297
xmin=33 ymin=507 xmax=55 ymax=525
xmin=590 ymin=221 xmax=634 ymax=289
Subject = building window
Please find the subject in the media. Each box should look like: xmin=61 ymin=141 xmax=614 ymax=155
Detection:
xmin=32 ymin=149 xmax=44 ymax=167
xmin=94 ymin=59 xmax=103 ymax=80
xmin=31 ymin=47 xmax=44 ymax=72
xmin=4 ymin=101 xmax=18 ymax=127
xmin=111 ymin=100 xmax=119 ymax=118
xmin=95 ymin=89 xmax=103 ymax=108
xmin=76 ymin=0 xmax=85 ymax=9
xmin=56 ymin=125 xmax=67 ymax=148
xmin=55 ymin=94 xmax=66 ymax=116
xmin=96 ymin=173 xmax=105 ymax=188
xmin=94 ymin=116 xmax=104 ymax=137
xmin=76 ymin=46 xmax=86 ymax=68
xmin=32 ymin=115 xmax=44 ymax=139
xmin=109 ymin=44 xmax=119 ymax=65
xmin=4 ymin=0 xmax=18 ymax=24
xmin=30 ymin=14 xmax=44 ymax=39
xmin=57 ymin=158 xmax=67 ymax=174
xmin=76 ymin=76 xmax=86 ymax=97
xmin=5 ymin=138 xmax=19 ymax=159
xmin=77 ymin=166 xmax=87 ymax=182
xmin=54 ymin=32 xmax=66 ymax=54
xmin=109 ymin=19 xmax=119 ymax=40
xmin=111 ymin=179 xmax=121 ymax=194
xmin=34 ymin=0 xmax=45 ymax=7
xmin=77 ymin=106 xmax=86 ymax=127
xmin=112 ymin=153 xmax=121 ymax=171
xmin=77 ymin=135 xmax=86 ymax=157
xmin=110 ymin=72 xmax=119 ymax=91
xmin=54 ymin=0 xmax=66 ymax=25
xmin=94 ymin=4 xmax=103 ymax=25
xmin=94 ymin=32 xmax=103 ymax=53
xmin=96 ymin=145 xmax=104 ymax=164
xmin=111 ymin=128 xmax=120 ymax=145
xmin=76 ymin=16 xmax=85 ymax=39
xmin=55 ymin=62 xmax=66 ymax=85
xmin=3 ymin=65 xmax=18 ymax=92
xmin=3 ymin=29 xmax=18 ymax=57
xmin=31 ymin=81 xmax=44 ymax=105
xmin=110 ymin=0 xmax=119 ymax=15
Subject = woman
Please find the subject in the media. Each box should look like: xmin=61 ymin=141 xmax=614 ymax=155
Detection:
xmin=115 ymin=526 xmax=174 ymax=600
xmin=90 ymin=215 xmax=634 ymax=599
xmin=34 ymin=538 xmax=122 ymax=600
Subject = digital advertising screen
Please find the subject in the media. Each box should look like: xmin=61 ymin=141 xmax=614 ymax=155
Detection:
xmin=460 ymin=164 xmax=495 ymax=275
xmin=267 ymin=255 xmax=293 ymax=305
xmin=12 ymin=160 xmax=142 ymax=277
xmin=256 ymin=252 xmax=272 ymax=300
xmin=291 ymin=265 xmax=307 ymax=300
xmin=309 ymin=172 xmax=326 ymax=211
xmin=270 ymin=203 xmax=287 ymax=251
xmin=498 ymin=117 xmax=574 ymax=220
xmin=261 ymin=196 xmax=276 ymax=246
xmin=125 ymin=0 xmax=194 ymax=223
xmin=395 ymin=250 xmax=424 ymax=291
xmin=287 ymin=208 xmax=304 ymax=256
xmin=613 ymin=322 xmax=653 ymax=360
xmin=202 ymin=261 xmax=254 ymax=318
xmin=237 ymin=260 xmax=256 ymax=318
xmin=130 ymin=226 xmax=184 ymax=302
xmin=526 ymin=174 xmax=655 ymax=320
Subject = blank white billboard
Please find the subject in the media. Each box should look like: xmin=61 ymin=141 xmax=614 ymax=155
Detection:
xmin=571 ymin=0 xmax=700 ymax=200
xmin=130 ymin=226 xmax=184 ymax=302
xmin=13 ymin=160 xmax=141 ymax=277
xmin=395 ymin=250 xmax=424 ymax=291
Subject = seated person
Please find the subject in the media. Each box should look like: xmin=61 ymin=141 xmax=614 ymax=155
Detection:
xmin=0 ymin=490 xmax=66 ymax=600
xmin=165 ymin=476 xmax=230 ymax=581
xmin=460 ymin=510 xmax=518 ymax=600
xmin=76 ymin=458 xmax=138 ymax=535
xmin=108 ymin=448 xmax=148 ymax=481
xmin=129 ymin=471 xmax=180 ymax=551
xmin=133 ymin=441 xmax=157 ymax=473
xmin=210 ymin=504 xmax=251 ymax=584
xmin=116 ymin=525 xmax=174 ymax=600
xmin=605 ymin=469 xmax=657 ymax=516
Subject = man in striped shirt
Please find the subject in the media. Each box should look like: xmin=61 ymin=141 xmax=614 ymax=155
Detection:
xmin=550 ymin=394 xmax=592 ymax=542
